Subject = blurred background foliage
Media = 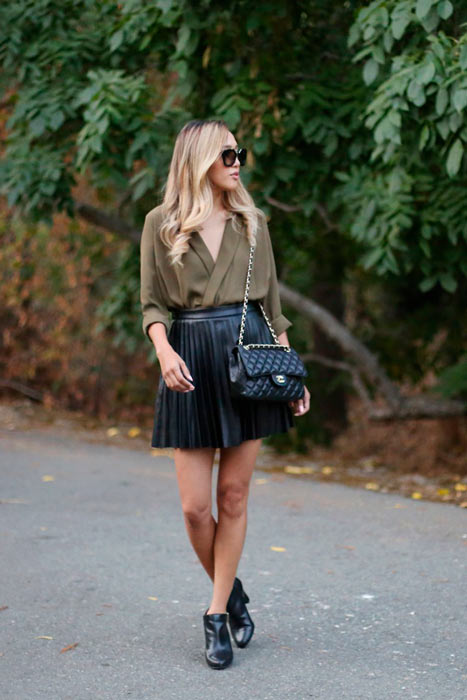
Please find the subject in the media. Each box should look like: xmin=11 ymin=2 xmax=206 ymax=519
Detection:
xmin=0 ymin=0 xmax=466 ymax=458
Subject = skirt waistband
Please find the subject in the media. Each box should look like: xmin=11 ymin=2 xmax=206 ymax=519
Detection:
xmin=169 ymin=300 xmax=261 ymax=320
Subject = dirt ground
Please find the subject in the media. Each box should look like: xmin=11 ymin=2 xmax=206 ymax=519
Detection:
xmin=1 ymin=397 xmax=466 ymax=508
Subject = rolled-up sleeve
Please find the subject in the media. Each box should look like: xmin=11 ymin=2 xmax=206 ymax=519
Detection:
xmin=140 ymin=213 xmax=171 ymax=339
xmin=261 ymin=216 xmax=293 ymax=337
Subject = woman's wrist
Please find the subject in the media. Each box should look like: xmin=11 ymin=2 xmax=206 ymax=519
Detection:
xmin=277 ymin=331 xmax=290 ymax=347
xmin=148 ymin=322 xmax=172 ymax=356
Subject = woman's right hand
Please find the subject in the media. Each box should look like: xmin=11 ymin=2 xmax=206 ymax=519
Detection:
xmin=157 ymin=346 xmax=195 ymax=392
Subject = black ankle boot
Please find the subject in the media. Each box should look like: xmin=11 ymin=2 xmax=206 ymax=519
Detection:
xmin=226 ymin=577 xmax=255 ymax=648
xmin=203 ymin=610 xmax=233 ymax=669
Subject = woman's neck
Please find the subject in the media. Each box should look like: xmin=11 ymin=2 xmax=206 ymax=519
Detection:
xmin=211 ymin=186 xmax=226 ymax=214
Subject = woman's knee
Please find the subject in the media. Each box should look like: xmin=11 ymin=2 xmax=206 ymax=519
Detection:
xmin=182 ymin=500 xmax=212 ymax=528
xmin=217 ymin=481 xmax=249 ymax=519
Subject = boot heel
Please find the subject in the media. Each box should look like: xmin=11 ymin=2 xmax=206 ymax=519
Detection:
xmin=227 ymin=577 xmax=255 ymax=648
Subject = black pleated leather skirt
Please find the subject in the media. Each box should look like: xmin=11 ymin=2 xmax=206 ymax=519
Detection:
xmin=151 ymin=300 xmax=295 ymax=448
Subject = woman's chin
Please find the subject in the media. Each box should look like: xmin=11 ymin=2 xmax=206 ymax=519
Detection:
xmin=224 ymin=179 xmax=239 ymax=191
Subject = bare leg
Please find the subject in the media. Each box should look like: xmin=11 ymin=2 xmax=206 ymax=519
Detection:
xmin=174 ymin=446 xmax=217 ymax=580
xmin=206 ymin=438 xmax=262 ymax=614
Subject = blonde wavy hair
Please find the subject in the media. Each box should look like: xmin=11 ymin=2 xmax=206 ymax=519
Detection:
xmin=159 ymin=118 xmax=262 ymax=268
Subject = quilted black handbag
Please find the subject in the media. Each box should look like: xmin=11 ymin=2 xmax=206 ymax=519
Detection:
xmin=228 ymin=243 xmax=307 ymax=402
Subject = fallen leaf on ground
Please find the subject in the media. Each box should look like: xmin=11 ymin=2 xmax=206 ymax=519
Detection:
xmin=454 ymin=483 xmax=467 ymax=492
xmin=284 ymin=465 xmax=315 ymax=475
xmin=321 ymin=466 xmax=334 ymax=475
xmin=147 ymin=596 xmax=158 ymax=601
xmin=41 ymin=475 xmax=55 ymax=482
xmin=60 ymin=642 xmax=78 ymax=653
xmin=128 ymin=427 xmax=141 ymax=438
xmin=284 ymin=465 xmax=304 ymax=474
xmin=270 ymin=546 xmax=286 ymax=552
xmin=365 ymin=482 xmax=380 ymax=490
xmin=411 ymin=492 xmax=423 ymax=499
xmin=0 ymin=498 xmax=29 ymax=504
xmin=254 ymin=478 xmax=268 ymax=484
xmin=0 ymin=606 xmax=8 ymax=612
xmin=106 ymin=427 xmax=119 ymax=437
xmin=150 ymin=448 xmax=173 ymax=457
xmin=36 ymin=636 xmax=53 ymax=640
xmin=361 ymin=457 xmax=378 ymax=469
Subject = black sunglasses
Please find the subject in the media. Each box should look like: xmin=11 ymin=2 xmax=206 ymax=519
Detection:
xmin=221 ymin=147 xmax=247 ymax=167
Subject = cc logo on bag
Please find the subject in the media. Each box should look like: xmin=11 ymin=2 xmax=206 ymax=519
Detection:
xmin=275 ymin=375 xmax=286 ymax=384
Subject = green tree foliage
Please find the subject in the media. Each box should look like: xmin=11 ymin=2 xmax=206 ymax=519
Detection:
xmin=0 ymin=0 xmax=466 ymax=420
xmin=1 ymin=1 xmax=466 ymax=290
xmin=347 ymin=0 xmax=467 ymax=292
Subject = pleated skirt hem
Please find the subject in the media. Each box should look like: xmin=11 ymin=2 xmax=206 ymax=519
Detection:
xmin=151 ymin=301 xmax=295 ymax=449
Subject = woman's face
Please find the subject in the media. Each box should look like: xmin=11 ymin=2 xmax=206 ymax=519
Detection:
xmin=207 ymin=131 xmax=240 ymax=193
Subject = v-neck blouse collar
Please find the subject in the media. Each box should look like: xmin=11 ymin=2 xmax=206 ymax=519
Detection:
xmin=188 ymin=214 xmax=239 ymax=272
xmin=188 ymin=214 xmax=244 ymax=307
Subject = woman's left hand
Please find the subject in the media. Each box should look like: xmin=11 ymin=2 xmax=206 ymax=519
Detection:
xmin=288 ymin=386 xmax=310 ymax=416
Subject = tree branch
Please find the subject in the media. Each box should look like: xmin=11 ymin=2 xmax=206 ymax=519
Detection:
xmin=265 ymin=195 xmax=338 ymax=231
xmin=280 ymin=281 xmax=403 ymax=409
xmin=281 ymin=282 xmax=466 ymax=419
xmin=74 ymin=200 xmax=141 ymax=244
xmin=300 ymin=351 xmax=465 ymax=419
xmin=0 ymin=379 xmax=44 ymax=401
xmin=264 ymin=196 xmax=302 ymax=213
xmin=301 ymin=351 xmax=374 ymax=410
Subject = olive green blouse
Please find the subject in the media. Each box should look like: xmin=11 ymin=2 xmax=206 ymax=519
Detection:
xmin=139 ymin=204 xmax=292 ymax=340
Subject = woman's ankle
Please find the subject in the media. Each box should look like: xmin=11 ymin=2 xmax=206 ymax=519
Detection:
xmin=206 ymin=607 xmax=227 ymax=615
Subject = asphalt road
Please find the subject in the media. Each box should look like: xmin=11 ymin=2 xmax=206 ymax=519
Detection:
xmin=1 ymin=429 xmax=466 ymax=700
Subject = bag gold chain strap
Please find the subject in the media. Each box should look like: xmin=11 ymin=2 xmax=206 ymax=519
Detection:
xmin=237 ymin=244 xmax=291 ymax=352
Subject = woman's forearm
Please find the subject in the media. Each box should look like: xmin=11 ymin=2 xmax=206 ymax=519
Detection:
xmin=148 ymin=322 xmax=172 ymax=358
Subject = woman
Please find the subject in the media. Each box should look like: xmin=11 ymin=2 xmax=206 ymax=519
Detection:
xmin=140 ymin=118 xmax=310 ymax=669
